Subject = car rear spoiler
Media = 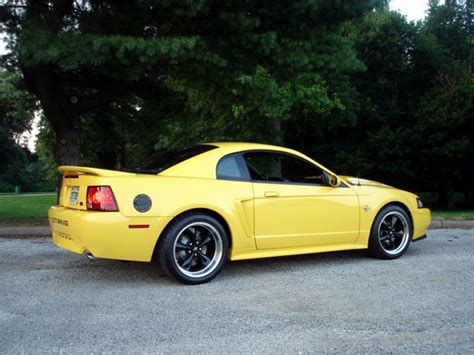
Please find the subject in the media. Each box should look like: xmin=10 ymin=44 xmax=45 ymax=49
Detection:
xmin=58 ymin=166 xmax=135 ymax=177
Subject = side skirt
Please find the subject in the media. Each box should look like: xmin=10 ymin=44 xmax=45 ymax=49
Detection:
xmin=229 ymin=243 xmax=368 ymax=261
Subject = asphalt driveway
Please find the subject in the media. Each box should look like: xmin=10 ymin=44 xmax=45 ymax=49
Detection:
xmin=1 ymin=229 xmax=473 ymax=353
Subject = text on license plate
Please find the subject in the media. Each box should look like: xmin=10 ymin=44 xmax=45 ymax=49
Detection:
xmin=69 ymin=187 xmax=79 ymax=205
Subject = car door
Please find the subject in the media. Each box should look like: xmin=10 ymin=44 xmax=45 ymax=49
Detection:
xmin=243 ymin=151 xmax=360 ymax=249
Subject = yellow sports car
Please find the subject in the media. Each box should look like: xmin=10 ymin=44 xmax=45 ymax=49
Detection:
xmin=49 ymin=142 xmax=431 ymax=284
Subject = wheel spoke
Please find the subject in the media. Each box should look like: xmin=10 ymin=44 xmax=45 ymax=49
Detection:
xmin=394 ymin=230 xmax=404 ymax=237
xmin=188 ymin=228 xmax=199 ymax=240
xmin=176 ymin=241 xmax=191 ymax=249
xmin=391 ymin=216 xmax=397 ymax=227
xmin=380 ymin=224 xmax=389 ymax=232
xmin=197 ymin=251 xmax=211 ymax=266
xmin=200 ymin=235 xmax=212 ymax=246
xmin=181 ymin=254 xmax=194 ymax=270
xmin=183 ymin=230 xmax=196 ymax=242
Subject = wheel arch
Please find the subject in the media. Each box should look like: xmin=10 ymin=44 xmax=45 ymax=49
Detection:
xmin=375 ymin=201 xmax=414 ymax=233
xmin=152 ymin=208 xmax=233 ymax=261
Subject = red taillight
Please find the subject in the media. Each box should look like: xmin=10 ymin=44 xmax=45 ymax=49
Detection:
xmin=86 ymin=186 xmax=118 ymax=211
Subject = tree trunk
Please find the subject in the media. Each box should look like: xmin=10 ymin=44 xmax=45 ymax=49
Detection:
xmin=51 ymin=118 xmax=81 ymax=204
xmin=54 ymin=125 xmax=81 ymax=166
xmin=269 ymin=117 xmax=284 ymax=145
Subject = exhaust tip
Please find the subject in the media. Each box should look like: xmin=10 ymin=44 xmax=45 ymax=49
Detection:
xmin=84 ymin=251 xmax=98 ymax=261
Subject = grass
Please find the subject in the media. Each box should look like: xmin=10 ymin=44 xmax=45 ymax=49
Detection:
xmin=431 ymin=210 xmax=474 ymax=220
xmin=0 ymin=194 xmax=56 ymax=226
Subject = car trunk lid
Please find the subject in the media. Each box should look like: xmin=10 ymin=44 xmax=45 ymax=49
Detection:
xmin=58 ymin=166 xmax=134 ymax=210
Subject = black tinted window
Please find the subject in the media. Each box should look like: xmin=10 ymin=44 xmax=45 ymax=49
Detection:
xmin=217 ymin=154 xmax=247 ymax=180
xmin=244 ymin=151 xmax=325 ymax=184
xmin=126 ymin=145 xmax=217 ymax=174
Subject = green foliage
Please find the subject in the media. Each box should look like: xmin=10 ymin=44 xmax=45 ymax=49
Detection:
xmin=415 ymin=62 xmax=474 ymax=196
xmin=424 ymin=0 xmax=472 ymax=61
xmin=163 ymin=1 xmax=376 ymax=151
xmin=349 ymin=1 xmax=473 ymax=208
xmin=348 ymin=11 xmax=418 ymax=181
xmin=0 ymin=69 xmax=34 ymax=130
xmin=0 ymin=69 xmax=42 ymax=192
xmin=411 ymin=0 xmax=473 ymax=207
xmin=15 ymin=0 xmax=383 ymax=167
xmin=1 ymin=0 xmax=473 ymax=209
xmin=34 ymin=117 xmax=58 ymax=188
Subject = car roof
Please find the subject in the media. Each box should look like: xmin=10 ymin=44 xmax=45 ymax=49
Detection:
xmin=205 ymin=142 xmax=296 ymax=154
xmin=159 ymin=142 xmax=336 ymax=179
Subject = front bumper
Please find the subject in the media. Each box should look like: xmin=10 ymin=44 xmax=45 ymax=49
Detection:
xmin=49 ymin=206 xmax=171 ymax=262
xmin=412 ymin=234 xmax=427 ymax=242
xmin=412 ymin=208 xmax=431 ymax=241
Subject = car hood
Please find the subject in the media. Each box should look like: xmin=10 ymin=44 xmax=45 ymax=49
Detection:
xmin=340 ymin=176 xmax=394 ymax=189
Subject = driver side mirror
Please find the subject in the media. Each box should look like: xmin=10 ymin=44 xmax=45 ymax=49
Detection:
xmin=328 ymin=174 xmax=341 ymax=187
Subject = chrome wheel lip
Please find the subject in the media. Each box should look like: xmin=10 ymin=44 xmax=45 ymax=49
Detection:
xmin=172 ymin=222 xmax=223 ymax=278
xmin=377 ymin=211 xmax=410 ymax=256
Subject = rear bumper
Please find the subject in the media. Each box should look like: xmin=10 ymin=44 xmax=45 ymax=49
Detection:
xmin=49 ymin=206 xmax=171 ymax=262
xmin=412 ymin=208 xmax=431 ymax=241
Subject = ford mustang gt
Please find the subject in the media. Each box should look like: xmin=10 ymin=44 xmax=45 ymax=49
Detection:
xmin=49 ymin=142 xmax=431 ymax=284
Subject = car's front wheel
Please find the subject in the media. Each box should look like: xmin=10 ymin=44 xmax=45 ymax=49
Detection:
xmin=368 ymin=205 xmax=412 ymax=259
xmin=157 ymin=213 xmax=228 ymax=284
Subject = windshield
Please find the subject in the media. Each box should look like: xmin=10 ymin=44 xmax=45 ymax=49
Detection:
xmin=125 ymin=144 xmax=218 ymax=174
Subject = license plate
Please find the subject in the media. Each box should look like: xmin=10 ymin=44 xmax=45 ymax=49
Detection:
xmin=69 ymin=187 xmax=79 ymax=205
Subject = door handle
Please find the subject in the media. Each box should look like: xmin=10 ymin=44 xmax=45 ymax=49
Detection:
xmin=264 ymin=191 xmax=279 ymax=197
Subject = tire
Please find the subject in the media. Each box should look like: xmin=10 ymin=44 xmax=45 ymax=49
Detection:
xmin=368 ymin=205 xmax=412 ymax=259
xmin=156 ymin=212 xmax=229 ymax=285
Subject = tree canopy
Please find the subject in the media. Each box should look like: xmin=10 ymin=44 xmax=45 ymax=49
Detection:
xmin=0 ymin=0 xmax=472 ymax=208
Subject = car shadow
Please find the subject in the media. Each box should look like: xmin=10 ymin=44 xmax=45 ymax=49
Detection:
xmin=54 ymin=248 xmax=369 ymax=286
xmin=47 ymin=241 xmax=431 ymax=286
xmin=222 ymin=249 xmax=368 ymax=277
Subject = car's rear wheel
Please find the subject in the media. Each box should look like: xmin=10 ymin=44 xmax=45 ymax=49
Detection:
xmin=368 ymin=205 xmax=412 ymax=259
xmin=157 ymin=213 xmax=228 ymax=284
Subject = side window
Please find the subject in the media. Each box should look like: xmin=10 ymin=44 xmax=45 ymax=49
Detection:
xmin=216 ymin=154 xmax=247 ymax=180
xmin=243 ymin=151 xmax=326 ymax=185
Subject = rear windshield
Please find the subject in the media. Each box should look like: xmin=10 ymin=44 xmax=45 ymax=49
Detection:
xmin=126 ymin=145 xmax=217 ymax=174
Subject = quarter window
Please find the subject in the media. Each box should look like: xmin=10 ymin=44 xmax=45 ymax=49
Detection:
xmin=217 ymin=154 xmax=247 ymax=180
xmin=243 ymin=151 xmax=326 ymax=185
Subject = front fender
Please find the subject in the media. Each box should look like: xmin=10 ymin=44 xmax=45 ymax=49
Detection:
xmin=355 ymin=187 xmax=422 ymax=245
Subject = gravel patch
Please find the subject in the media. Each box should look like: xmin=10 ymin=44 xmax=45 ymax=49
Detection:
xmin=0 ymin=229 xmax=473 ymax=353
